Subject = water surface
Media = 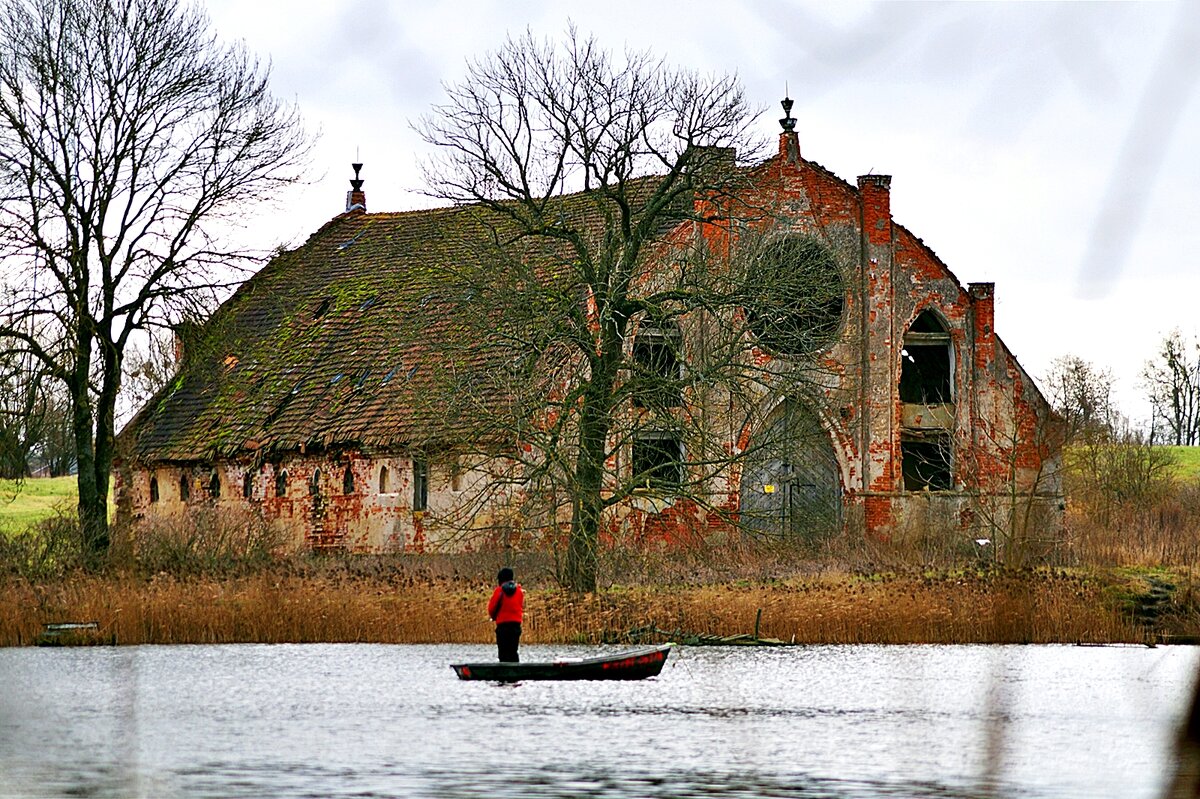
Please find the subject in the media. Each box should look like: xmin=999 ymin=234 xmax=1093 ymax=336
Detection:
xmin=0 ymin=643 xmax=1194 ymax=798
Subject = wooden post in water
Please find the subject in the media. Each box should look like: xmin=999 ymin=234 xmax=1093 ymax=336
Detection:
xmin=754 ymin=608 xmax=762 ymax=640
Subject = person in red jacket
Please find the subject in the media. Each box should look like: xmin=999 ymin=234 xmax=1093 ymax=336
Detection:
xmin=487 ymin=567 xmax=524 ymax=662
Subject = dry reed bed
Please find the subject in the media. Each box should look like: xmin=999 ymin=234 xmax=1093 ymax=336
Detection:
xmin=0 ymin=570 xmax=1140 ymax=647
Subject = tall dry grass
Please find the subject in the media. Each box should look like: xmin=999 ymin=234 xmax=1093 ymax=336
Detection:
xmin=0 ymin=567 xmax=1141 ymax=647
xmin=1 ymin=473 xmax=1193 ymax=647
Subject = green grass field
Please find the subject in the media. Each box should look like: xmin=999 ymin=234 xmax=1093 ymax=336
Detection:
xmin=1163 ymin=446 xmax=1200 ymax=480
xmin=0 ymin=476 xmax=78 ymax=532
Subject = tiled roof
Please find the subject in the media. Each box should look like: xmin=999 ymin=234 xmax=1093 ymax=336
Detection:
xmin=119 ymin=174 xmax=697 ymax=464
xmin=121 ymin=204 xmax=513 ymax=462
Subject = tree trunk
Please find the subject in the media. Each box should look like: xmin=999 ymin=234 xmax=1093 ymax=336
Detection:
xmin=70 ymin=332 xmax=110 ymax=571
xmin=564 ymin=358 xmax=618 ymax=593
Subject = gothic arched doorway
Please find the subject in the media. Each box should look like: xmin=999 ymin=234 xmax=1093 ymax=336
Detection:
xmin=739 ymin=398 xmax=842 ymax=539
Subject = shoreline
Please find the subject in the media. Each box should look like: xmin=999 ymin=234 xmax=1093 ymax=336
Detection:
xmin=1 ymin=567 xmax=1184 ymax=648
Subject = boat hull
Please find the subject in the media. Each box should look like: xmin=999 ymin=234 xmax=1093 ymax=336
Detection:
xmin=451 ymin=644 xmax=671 ymax=682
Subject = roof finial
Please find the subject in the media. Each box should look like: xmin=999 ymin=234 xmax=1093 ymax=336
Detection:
xmin=345 ymin=161 xmax=366 ymax=213
xmin=779 ymin=89 xmax=796 ymax=133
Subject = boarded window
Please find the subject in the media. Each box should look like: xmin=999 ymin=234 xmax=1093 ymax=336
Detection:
xmin=632 ymin=435 xmax=683 ymax=490
xmin=275 ymin=468 xmax=288 ymax=497
xmin=900 ymin=310 xmax=952 ymax=404
xmin=632 ymin=325 xmax=681 ymax=408
xmin=342 ymin=465 xmax=355 ymax=494
xmin=379 ymin=465 xmax=390 ymax=494
xmin=149 ymin=476 xmax=159 ymax=503
xmin=412 ymin=458 xmax=428 ymax=511
xmin=901 ymin=434 xmax=952 ymax=491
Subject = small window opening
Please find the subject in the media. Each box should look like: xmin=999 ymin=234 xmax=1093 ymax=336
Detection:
xmin=313 ymin=297 xmax=332 ymax=318
xmin=632 ymin=325 xmax=682 ymax=408
xmin=149 ymin=476 xmax=159 ymax=503
xmin=275 ymin=468 xmax=288 ymax=497
xmin=342 ymin=464 xmax=355 ymax=494
xmin=412 ymin=457 xmax=428 ymax=511
xmin=900 ymin=310 xmax=952 ymax=404
xmin=310 ymin=468 xmax=322 ymax=496
xmin=242 ymin=471 xmax=253 ymax=500
xmin=379 ymin=465 xmax=390 ymax=493
xmin=208 ymin=469 xmax=221 ymax=499
xmin=450 ymin=458 xmax=463 ymax=493
xmin=179 ymin=472 xmax=190 ymax=502
xmin=901 ymin=435 xmax=952 ymax=491
xmin=632 ymin=435 xmax=683 ymax=490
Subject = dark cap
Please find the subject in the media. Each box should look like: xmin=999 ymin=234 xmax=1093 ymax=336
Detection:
xmin=497 ymin=567 xmax=514 ymax=585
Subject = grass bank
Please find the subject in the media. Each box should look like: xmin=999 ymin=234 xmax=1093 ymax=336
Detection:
xmin=0 ymin=477 xmax=78 ymax=531
xmin=0 ymin=565 xmax=1176 ymax=648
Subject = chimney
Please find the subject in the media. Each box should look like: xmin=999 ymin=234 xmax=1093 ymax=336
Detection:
xmin=345 ymin=162 xmax=366 ymax=213
xmin=857 ymin=174 xmax=892 ymax=245
xmin=778 ymin=95 xmax=800 ymax=165
xmin=969 ymin=282 xmax=996 ymax=368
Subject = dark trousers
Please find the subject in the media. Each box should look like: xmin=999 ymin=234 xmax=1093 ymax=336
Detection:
xmin=496 ymin=622 xmax=521 ymax=663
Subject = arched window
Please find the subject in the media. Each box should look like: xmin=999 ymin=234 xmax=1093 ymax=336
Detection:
xmin=900 ymin=309 xmax=954 ymax=491
xmin=900 ymin=310 xmax=952 ymax=404
xmin=242 ymin=471 xmax=254 ymax=500
xmin=412 ymin=458 xmax=428 ymax=511
xmin=379 ymin=465 xmax=390 ymax=493
xmin=179 ymin=471 xmax=190 ymax=502
xmin=208 ymin=469 xmax=221 ymax=499
xmin=342 ymin=465 xmax=355 ymax=494
xmin=310 ymin=468 xmax=322 ymax=496
xmin=275 ymin=468 xmax=288 ymax=497
xmin=149 ymin=475 xmax=159 ymax=503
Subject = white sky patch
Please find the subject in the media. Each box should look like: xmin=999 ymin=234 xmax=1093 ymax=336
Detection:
xmin=200 ymin=0 xmax=1200 ymax=427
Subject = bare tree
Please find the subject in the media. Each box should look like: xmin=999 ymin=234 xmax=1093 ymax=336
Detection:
xmin=418 ymin=29 xmax=838 ymax=591
xmin=1044 ymin=354 xmax=1117 ymax=445
xmin=1143 ymin=329 xmax=1200 ymax=446
xmin=0 ymin=343 xmax=46 ymax=478
xmin=120 ymin=329 xmax=179 ymax=423
xmin=0 ymin=0 xmax=310 ymax=566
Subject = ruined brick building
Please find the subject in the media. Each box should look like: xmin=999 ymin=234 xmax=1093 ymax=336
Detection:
xmin=116 ymin=100 xmax=1063 ymax=552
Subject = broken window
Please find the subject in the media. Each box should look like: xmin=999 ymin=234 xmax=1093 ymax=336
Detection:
xmin=342 ymin=465 xmax=355 ymax=494
xmin=901 ymin=434 xmax=953 ymax=491
xmin=632 ymin=434 xmax=683 ymax=490
xmin=379 ymin=465 xmax=390 ymax=494
xmin=242 ymin=471 xmax=253 ymax=500
xmin=632 ymin=324 xmax=682 ymax=408
xmin=275 ymin=468 xmax=288 ymax=497
xmin=900 ymin=310 xmax=952 ymax=404
xmin=149 ymin=476 xmax=159 ymax=503
xmin=412 ymin=457 xmax=428 ymax=511
xmin=749 ymin=236 xmax=845 ymax=355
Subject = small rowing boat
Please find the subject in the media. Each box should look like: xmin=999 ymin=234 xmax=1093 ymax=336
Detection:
xmin=451 ymin=644 xmax=671 ymax=682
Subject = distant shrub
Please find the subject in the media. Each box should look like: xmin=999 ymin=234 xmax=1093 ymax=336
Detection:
xmin=121 ymin=507 xmax=285 ymax=577
xmin=0 ymin=510 xmax=83 ymax=579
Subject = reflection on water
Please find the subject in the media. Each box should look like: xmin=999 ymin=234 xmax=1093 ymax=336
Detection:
xmin=0 ymin=643 xmax=1194 ymax=799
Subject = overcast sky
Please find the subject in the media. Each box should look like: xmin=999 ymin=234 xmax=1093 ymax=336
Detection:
xmin=205 ymin=0 xmax=1200 ymax=422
